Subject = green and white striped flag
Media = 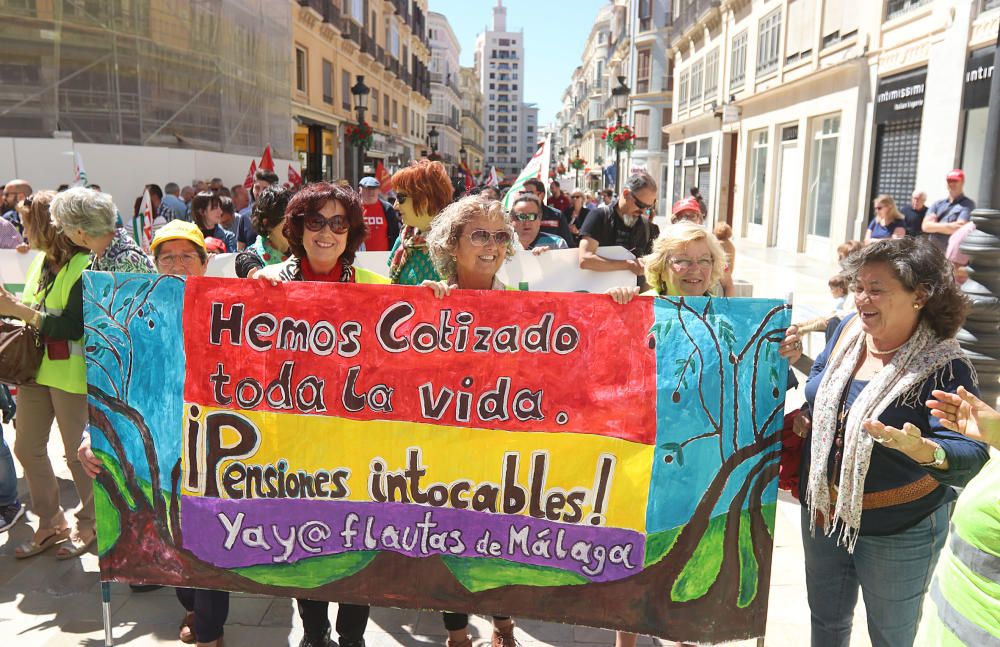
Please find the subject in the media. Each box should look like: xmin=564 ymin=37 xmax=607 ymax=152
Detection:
xmin=501 ymin=135 xmax=551 ymax=210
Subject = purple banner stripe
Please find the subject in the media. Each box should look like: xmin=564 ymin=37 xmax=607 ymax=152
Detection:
xmin=182 ymin=496 xmax=645 ymax=583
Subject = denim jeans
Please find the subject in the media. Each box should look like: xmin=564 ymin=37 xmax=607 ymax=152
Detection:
xmin=801 ymin=504 xmax=949 ymax=647
xmin=0 ymin=429 xmax=18 ymax=507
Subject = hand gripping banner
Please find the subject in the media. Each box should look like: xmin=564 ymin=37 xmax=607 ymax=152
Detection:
xmin=83 ymin=273 xmax=791 ymax=644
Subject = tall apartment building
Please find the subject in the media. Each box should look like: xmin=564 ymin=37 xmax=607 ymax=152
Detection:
xmin=666 ymin=0 xmax=999 ymax=258
xmin=475 ymin=0 xmax=527 ymax=177
xmin=523 ymin=104 xmax=540 ymax=155
xmin=460 ymin=67 xmax=487 ymax=175
xmin=293 ymin=0 xmax=432 ymax=185
xmin=428 ymin=12 xmax=463 ymax=175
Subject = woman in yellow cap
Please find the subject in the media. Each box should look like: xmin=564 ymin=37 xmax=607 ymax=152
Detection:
xmin=79 ymin=220 xmax=228 ymax=647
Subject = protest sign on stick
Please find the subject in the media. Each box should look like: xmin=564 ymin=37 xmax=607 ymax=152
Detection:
xmin=83 ymin=274 xmax=790 ymax=644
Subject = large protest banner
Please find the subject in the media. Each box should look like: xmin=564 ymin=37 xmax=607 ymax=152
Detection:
xmin=83 ymin=272 xmax=790 ymax=644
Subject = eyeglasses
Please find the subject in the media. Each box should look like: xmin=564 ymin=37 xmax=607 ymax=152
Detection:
xmin=395 ymin=193 xmax=409 ymax=205
xmin=22 ymin=195 xmax=33 ymax=209
xmin=512 ymin=212 xmax=539 ymax=222
xmin=465 ymin=229 xmax=512 ymax=246
xmin=669 ymin=257 xmax=713 ymax=271
xmin=631 ymin=193 xmax=656 ymax=211
xmin=302 ymin=213 xmax=350 ymax=234
xmin=157 ymin=252 xmax=203 ymax=267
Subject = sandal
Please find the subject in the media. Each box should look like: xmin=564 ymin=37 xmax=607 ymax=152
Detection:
xmin=55 ymin=529 xmax=96 ymax=560
xmin=15 ymin=527 xmax=70 ymax=559
xmin=179 ymin=611 xmax=196 ymax=644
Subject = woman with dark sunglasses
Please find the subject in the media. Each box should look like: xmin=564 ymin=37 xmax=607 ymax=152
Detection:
xmin=253 ymin=182 xmax=387 ymax=647
xmin=255 ymin=182 xmax=387 ymax=287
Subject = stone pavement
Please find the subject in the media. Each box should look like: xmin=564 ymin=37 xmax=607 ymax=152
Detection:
xmin=0 ymin=240 xmax=876 ymax=647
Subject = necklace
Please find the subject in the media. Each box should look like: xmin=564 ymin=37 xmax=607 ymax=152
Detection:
xmin=865 ymin=335 xmax=907 ymax=356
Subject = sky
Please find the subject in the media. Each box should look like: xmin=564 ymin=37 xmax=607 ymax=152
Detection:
xmin=428 ymin=0 xmax=609 ymax=126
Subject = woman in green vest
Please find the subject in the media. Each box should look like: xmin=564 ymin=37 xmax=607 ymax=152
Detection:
xmin=0 ymin=190 xmax=94 ymax=559
xmin=921 ymin=386 xmax=1000 ymax=645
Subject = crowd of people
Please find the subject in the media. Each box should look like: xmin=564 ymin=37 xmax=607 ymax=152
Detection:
xmin=0 ymin=161 xmax=995 ymax=647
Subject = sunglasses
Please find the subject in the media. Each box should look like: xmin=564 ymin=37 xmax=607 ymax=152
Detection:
xmin=512 ymin=212 xmax=539 ymax=222
xmin=632 ymin=194 xmax=655 ymax=211
xmin=302 ymin=213 xmax=350 ymax=234
xmin=395 ymin=193 xmax=409 ymax=205
xmin=466 ymin=229 xmax=512 ymax=246
xmin=22 ymin=195 xmax=33 ymax=209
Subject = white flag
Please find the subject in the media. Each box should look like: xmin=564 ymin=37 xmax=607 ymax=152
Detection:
xmin=502 ymin=135 xmax=551 ymax=211
xmin=486 ymin=166 xmax=500 ymax=188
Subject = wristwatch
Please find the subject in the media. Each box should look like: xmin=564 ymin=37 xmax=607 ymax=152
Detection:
xmin=918 ymin=444 xmax=947 ymax=468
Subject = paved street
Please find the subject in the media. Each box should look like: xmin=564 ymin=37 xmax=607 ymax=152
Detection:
xmin=0 ymin=241 xmax=873 ymax=647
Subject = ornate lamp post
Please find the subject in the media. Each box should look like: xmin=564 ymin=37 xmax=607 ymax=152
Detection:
xmin=573 ymin=126 xmax=584 ymax=190
xmin=610 ymin=75 xmax=630 ymax=195
xmin=427 ymin=126 xmax=440 ymax=161
xmin=349 ymin=75 xmax=370 ymax=185
xmin=959 ymin=27 xmax=1000 ymax=406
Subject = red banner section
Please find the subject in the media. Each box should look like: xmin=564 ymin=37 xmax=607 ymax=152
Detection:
xmin=182 ymin=278 xmax=656 ymax=444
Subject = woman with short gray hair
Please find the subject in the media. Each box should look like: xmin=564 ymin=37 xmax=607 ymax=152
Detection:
xmin=51 ymin=187 xmax=153 ymax=274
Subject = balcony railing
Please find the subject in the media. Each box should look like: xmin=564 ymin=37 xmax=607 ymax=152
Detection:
xmin=669 ymin=0 xmax=721 ymax=46
xmin=341 ymin=19 xmax=361 ymax=46
xmin=298 ymin=0 xmax=342 ymax=25
xmin=361 ymin=32 xmax=376 ymax=59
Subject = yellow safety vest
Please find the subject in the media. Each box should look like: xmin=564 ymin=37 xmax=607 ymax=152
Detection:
xmin=21 ymin=252 xmax=90 ymax=394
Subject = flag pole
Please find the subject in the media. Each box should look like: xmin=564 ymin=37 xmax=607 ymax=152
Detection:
xmin=101 ymin=581 xmax=114 ymax=646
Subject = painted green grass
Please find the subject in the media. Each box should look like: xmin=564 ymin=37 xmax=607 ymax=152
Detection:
xmin=233 ymin=551 xmax=377 ymax=588
xmin=644 ymin=525 xmax=684 ymax=567
xmin=442 ymin=556 xmax=590 ymax=592
xmin=94 ymin=451 xmax=175 ymax=548
xmin=737 ymin=502 xmax=777 ymax=608
xmin=737 ymin=511 xmax=757 ymax=607
xmin=95 ymin=449 xmax=137 ymax=510
xmin=671 ymin=513 xmax=727 ymax=602
xmin=94 ymin=482 xmax=121 ymax=555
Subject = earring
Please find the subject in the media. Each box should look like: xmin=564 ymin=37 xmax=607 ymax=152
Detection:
xmin=913 ymin=303 xmax=920 ymax=310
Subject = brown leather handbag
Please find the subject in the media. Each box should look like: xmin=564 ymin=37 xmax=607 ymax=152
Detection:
xmin=0 ymin=318 xmax=43 ymax=384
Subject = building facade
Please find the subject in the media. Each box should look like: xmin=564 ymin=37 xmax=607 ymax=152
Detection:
xmin=624 ymin=0 xmax=673 ymax=209
xmin=475 ymin=0 xmax=527 ymax=178
xmin=460 ymin=67 xmax=486 ymax=177
xmin=665 ymin=0 xmax=999 ymax=258
xmin=428 ymin=12 xmax=463 ymax=175
xmin=556 ymin=2 xmax=618 ymax=192
xmin=293 ymin=0 xmax=431 ymax=184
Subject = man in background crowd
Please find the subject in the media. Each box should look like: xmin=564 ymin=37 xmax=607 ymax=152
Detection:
xmin=521 ymin=178 xmax=574 ymax=247
xmin=236 ymin=169 xmax=279 ymax=250
xmin=547 ymin=180 xmax=571 ymax=212
xmin=2 ymin=179 xmax=31 ymax=235
xmin=922 ymin=169 xmax=975 ymax=252
xmin=901 ymin=190 xmax=928 ymax=237
xmin=358 ymin=176 xmax=400 ymax=252
xmin=161 ymin=183 xmax=188 ymax=222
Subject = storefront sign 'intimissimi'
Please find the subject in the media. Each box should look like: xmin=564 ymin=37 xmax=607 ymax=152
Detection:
xmin=875 ymin=68 xmax=927 ymax=123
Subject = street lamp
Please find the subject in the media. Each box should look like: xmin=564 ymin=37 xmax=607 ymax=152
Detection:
xmin=611 ymin=75 xmax=630 ymax=195
xmin=427 ymin=126 xmax=440 ymax=155
xmin=350 ymin=75 xmax=370 ymax=185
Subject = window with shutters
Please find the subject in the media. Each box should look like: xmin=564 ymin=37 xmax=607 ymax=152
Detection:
xmin=638 ymin=0 xmax=652 ymax=31
xmin=704 ymin=49 xmax=719 ymax=101
xmin=785 ymin=0 xmax=814 ymax=64
xmin=371 ymin=89 xmax=378 ymax=121
xmin=822 ymin=0 xmax=860 ymax=48
xmin=757 ymin=10 xmax=781 ymax=75
xmin=350 ymin=0 xmax=364 ymax=24
xmin=730 ymin=31 xmax=747 ymax=92
xmin=661 ymin=108 xmax=671 ymax=149
xmin=678 ymin=69 xmax=689 ymax=110
xmin=342 ymin=70 xmax=351 ymax=110
xmin=322 ymin=59 xmax=333 ymax=104
xmin=383 ymin=94 xmax=389 ymax=126
xmin=690 ymin=59 xmax=704 ymax=106
xmin=295 ymin=47 xmax=307 ymax=94
xmin=634 ymin=110 xmax=650 ymax=149
xmin=636 ymin=49 xmax=651 ymax=93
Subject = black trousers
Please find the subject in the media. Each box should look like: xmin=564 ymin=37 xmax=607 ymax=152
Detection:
xmin=296 ymin=600 xmax=369 ymax=642
xmin=442 ymin=613 xmax=510 ymax=631
xmin=176 ymin=587 xmax=230 ymax=642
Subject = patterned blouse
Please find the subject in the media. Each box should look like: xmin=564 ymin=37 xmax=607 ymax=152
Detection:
xmin=91 ymin=228 xmax=155 ymax=274
xmin=388 ymin=233 xmax=439 ymax=285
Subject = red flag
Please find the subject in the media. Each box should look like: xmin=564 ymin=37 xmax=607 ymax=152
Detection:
xmin=259 ymin=145 xmax=275 ymax=172
xmin=288 ymin=164 xmax=303 ymax=188
xmin=375 ymin=161 xmax=393 ymax=193
xmin=461 ymin=160 xmax=474 ymax=192
xmin=243 ymin=160 xmax=257 ymax=189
